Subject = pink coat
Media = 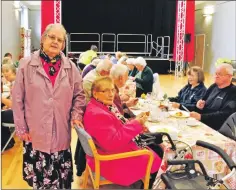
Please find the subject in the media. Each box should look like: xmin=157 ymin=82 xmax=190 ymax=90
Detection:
xmin=84 ymin=99 xmax=162 ymax=186
xmin=12 ymin=50 xmax=86 ymax=153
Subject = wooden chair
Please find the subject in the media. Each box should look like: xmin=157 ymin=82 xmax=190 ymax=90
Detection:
xmin=74 ymin=126 xmax=154 ymax=189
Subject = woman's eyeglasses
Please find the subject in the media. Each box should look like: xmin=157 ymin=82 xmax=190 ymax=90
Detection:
xmin=47 ymin=34 xmax=64 ymax=44
xmin=97 ymin=88 xmax=116 ymax=94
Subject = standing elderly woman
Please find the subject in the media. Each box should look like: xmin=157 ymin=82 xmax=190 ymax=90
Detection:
xmin=131 ymin=57 xmax=154 ymax=97
xmin=12 ymin=24 xmax=86 ymax=189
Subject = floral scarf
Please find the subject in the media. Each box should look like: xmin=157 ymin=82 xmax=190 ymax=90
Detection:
xmin=40 ymin=50 xmax=61 ymax=76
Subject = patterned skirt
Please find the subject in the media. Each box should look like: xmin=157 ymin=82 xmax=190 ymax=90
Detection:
xmin=23 ymin=141 xmax=73 ymax=189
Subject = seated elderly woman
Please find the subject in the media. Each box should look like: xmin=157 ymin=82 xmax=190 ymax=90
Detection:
xmin=130 ymin=57 xmax=154 ymax=97
xmin=127 ymin=58 xmax=138 ymax=77
xmin=1 ymin=63 xmax=17 ymax=151
xmin=81 ymin=57 xmax=100 ymax=78
xmin=110 ymin=51 xmax=124 ymax=64
xmin=169 ymin=66 xmax=207 ymax=111
xmin=117 ymin=55 xmax=128 ymax=65
xmin=83 ymin=76 xmax=162 ymax=188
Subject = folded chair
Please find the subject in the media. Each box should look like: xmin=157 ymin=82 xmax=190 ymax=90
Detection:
xmin=1 ymin=123 xmax=15 ymax=153
xmin=74 ymin=126 xmax=154 ymax=189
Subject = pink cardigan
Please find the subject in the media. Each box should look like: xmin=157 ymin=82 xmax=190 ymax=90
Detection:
xmin=84 ymin=99 xmax=162 ymax=186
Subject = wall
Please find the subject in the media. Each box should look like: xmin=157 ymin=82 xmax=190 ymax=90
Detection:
xmin=29 ymin=10 xmax=41 ymax=50
xmin=195 ymin=1 xmax=236 ymax=74
xmin=1 ymin=1 xmax=21 ymax=62
xmin=211 ymin=1 xmax=236 ymax=73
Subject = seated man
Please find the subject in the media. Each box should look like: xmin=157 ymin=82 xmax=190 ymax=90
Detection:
xmin=83 ymin=59 xmax=113 ymax=103
xmin=190 ymin=64 xmax=236 ymax=131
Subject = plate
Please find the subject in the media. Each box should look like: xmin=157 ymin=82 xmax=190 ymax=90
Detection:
xmin=169 ymin=110 xmax=190 ymax=118
xmin=130 ymin=106 xmax=140 ymax=110
xmin=148 ymin=118 xmax=160 ymax=123
xmin=186 ymin=122 xmax=200 ymax=127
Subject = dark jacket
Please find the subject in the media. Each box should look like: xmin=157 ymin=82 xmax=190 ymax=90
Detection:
xmin=198 ymin=83 xmax=236 ymax=130
xmin=129 ymin=67 xmax=138 ymax=77
xmin=135 ymin=66 xmax=153 ymax=94
xmin=169 ymin=83 xmax=207 ymax=111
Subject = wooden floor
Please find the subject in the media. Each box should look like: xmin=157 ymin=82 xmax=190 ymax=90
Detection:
xmin=1 ymin=73 xmax=215 ymax=189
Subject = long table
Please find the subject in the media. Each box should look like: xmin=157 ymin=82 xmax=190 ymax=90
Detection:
xmin=130 ymin=99 xmax=236 ymax=189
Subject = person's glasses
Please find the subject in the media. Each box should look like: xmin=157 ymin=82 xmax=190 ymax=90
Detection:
xmin=215 ymin=72 xmax=230 ymax=77
xmin=47 ymin=34 xmax=64 ymax=43
xmin=97 ymin=88 xmax=116 ymax=94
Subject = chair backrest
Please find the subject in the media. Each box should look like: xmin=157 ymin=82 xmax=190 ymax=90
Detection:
xmin=2 ymin=123 xmax=15 ymax=128
xmin=74 ymin=126 xmax=95 ymax=157
xmin=219 ymin=112 xmax=236 ymax=140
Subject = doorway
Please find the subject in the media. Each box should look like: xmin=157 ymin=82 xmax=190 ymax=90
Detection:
xmin=194 ymin=34 xmax=205 ymax=68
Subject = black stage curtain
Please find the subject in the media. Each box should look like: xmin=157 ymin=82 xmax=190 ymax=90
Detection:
xmin=62 ymin=0 xmax=176 ymax=55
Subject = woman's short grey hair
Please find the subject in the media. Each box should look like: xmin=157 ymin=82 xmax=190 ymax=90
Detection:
xmin=217 ymin=63 xmax=234 ymax=75
xmin=96 ymin=59 xmax=112 ymax=73
xmin=126 ymin=58 xmax=135 ymax=65
xmin=117 ymin=56 xmax=128 ymax=64
xmin=2 ymin=63 xmax=16 ymax=74
xmin=2 ymin=57 xmax=13 ymax=65
xmin=41 ymin=24 xmax=67 ymax=48
xmin=91 ymin=58 xmax=101 ymax=66
xmin=110 ymin=64 xmax=129 ymax=79
xmin=134 ymin=57 xmax=147 ymax=67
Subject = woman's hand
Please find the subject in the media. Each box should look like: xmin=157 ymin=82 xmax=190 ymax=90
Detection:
xmin=171 ymin=102 xmax=180 ymax=109
xmin=135 ymin=112 xmax=148 ymax=126
xmin=71 ymin=119 xmax=84 ymax=128
xmin=21 ymin=133 xmax=32 ymax=142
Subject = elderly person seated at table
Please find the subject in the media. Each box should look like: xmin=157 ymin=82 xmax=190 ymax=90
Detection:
xmin=127 ymin=58 xmax=138 ymax=77
xmin=2 ymin=63 xmax=16 ymax=108
xmin=75 ymin=64 xmax=138 ymax=176
xmin=83 ymin=76 xmax=162 ymax=188
xmin=117 ymin=56 xmax=128 ymax=65
xmin=1 ymin=63 xmax=17 ymax=151
xmin=81 ymin=57 xmax=100 ymax=78
xmin=190 ymin=64 xmax=236 ymax=131
xmin=110 ymin=64 xmax=139 ymax=118
xmin=130 ymin=57 xmax=154 ymax=97
xmin=169 ymin=66 xmax=207 ymax=111
xmin=83 ymin=59 xmax=113 ymax=103
xmin=110 ymin=51 xmax=123 ymax=64
xmin=2 ymin=57 xmax=14 ymax=85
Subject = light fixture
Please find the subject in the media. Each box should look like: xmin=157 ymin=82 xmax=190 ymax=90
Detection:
xmin=203 ymin=5 xmax=215 ymax=17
